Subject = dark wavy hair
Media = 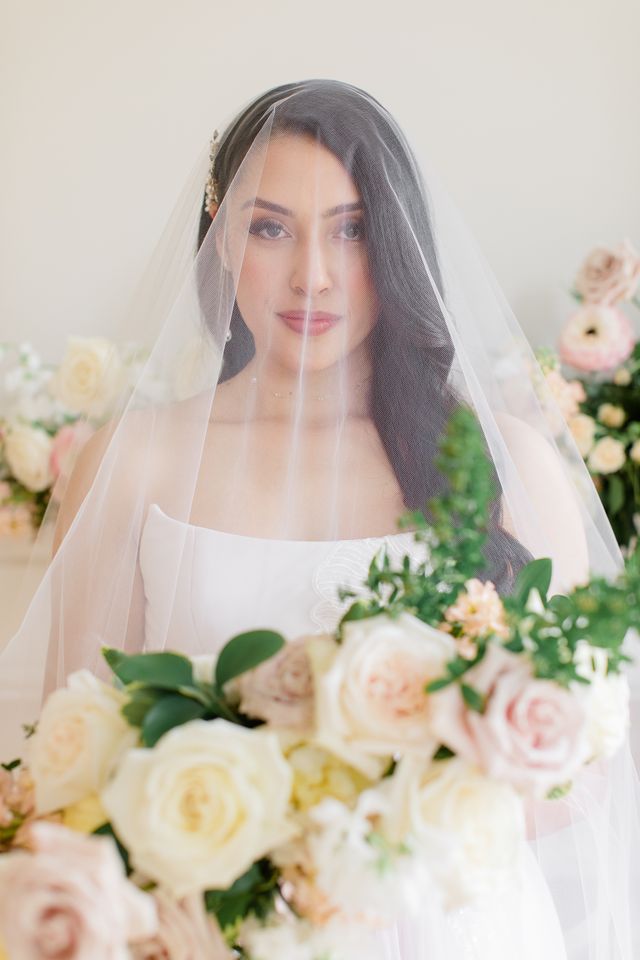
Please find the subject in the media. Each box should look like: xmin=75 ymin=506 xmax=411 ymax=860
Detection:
xmin=196 ymin=79 xmax=531 ymax=591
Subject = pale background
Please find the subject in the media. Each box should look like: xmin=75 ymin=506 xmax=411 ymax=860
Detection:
xmin=2 ymin=0 xmax=639 ymax=362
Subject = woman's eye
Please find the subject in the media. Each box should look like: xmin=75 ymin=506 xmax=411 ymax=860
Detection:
xmin=249 ymin=218 xmax=288 ymax=240
xmin=336 ymin=218 xmax=365 ymax=241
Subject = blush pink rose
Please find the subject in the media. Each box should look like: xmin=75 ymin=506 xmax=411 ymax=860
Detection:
xmin=0 ymin=821 xmax=157 ymax=960
xmin=431 ymin=645 xmax=589 ymax=799
xmin=236 ymin=637 xmax=315 ymax=730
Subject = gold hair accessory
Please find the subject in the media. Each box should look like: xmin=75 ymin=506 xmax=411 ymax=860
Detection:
xmin=204 ymin=129 xmax=221 ymax=213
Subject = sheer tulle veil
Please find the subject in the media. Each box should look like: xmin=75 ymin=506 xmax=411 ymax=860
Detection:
xmin=1 ymin=78 xmax=639 ymax=957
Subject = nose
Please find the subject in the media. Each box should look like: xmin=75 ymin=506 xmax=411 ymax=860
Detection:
xmin=289 ymin=233 xmax=332 ymax=297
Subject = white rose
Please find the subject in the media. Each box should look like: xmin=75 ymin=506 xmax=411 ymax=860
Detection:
xmin=387 ymin=756 xmax=525 ymax=908
xmin=588 ymin=436 xmax=626 ymax=474
xmin=310 ymin=613 xmax=455 ymax=778
xmin=573 ymin=641 xmax=630 ymax=760
xmin=597 ymin=403 xmax=626 ymax=428
xmin=568 ymin=414 xmax=596 ymax=457
xmin=101 ymin=719 xmax=295 ymax=897
xmin=29 ymin=670 xmax=137 ymax=815
xmin=49 ymin=337 xmax=125 ymax=418
xmin=3 ymin=424 xmax=54 ymax=492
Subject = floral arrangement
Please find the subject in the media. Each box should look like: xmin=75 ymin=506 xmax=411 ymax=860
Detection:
xmin=0 ymin=410 xmax=636 ymax=960
xmin=544 ymin=239 xmax=640 ymax=550
xmin=0 ymin=338 xmax=147 ymax=539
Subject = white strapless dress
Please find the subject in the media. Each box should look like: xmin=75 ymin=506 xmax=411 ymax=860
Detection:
xmin=138 ymin=502 xmax=569 ymax=959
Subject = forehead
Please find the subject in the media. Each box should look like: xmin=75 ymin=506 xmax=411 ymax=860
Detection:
xmin=238 ymin=133 xmax=361 ymax=212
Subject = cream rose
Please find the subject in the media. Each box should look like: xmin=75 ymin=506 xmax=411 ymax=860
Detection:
xmin=430 ymin=644 xmax=589 ymax=798
xmin=387 ymin=755 xmax=525 ymax=907
xmin=588 ymin=436 xmax=626 ymax=474
xmin=3 ymin=424 xmax=54 ymax=492
xmin=0 ymin=822 xmax=157 ymax=960
xmin=630 ymin=440 xmax=640 ymax=464
xmin=310 ymin=613 xmax=456 ymax=778
xmin=568 ymin=413 xmax=596 ymax=457
xmin=101 ymin=719 xmax=295 ymax=896
xmin=597 ymin=403 xmax=626 ymax=428
xmin=613 ymin=367 xmax=632 ymax=386
xmin=29 ymin=670 xmax=137 ymax=815
xmin=49 ymin=337 xmax=125 ymax=418
xmin=236 ymin=637 xmax=315 ymax=730
xmin=574 ymin=239 xmax=640 ymax=305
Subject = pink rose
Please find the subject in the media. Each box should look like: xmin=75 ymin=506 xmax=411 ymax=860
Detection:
xmin=0 ymin=821 xmax=157 ymax=960
xmin=49 ymin=421 xmax=94 ymax=481
xmin=431 ymin=645 xmax=588 ymax=799
xmin=574 ymin=239 xmax=640 ymax=305
xmin=236 ymin=637 xmax=315 ymax=730
xmin=558 ymin=304 xmax=635 ymax=372
xmin=132 ymin=891 xmax=231 ymax=960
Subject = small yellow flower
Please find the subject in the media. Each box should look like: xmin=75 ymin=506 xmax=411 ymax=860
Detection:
xmin=597 ymin=403 xmax=626 ymax=429
xmin=62 ymin=793 xmax=108 ymax=834
xmin=287 ymin=743 xmax=370 ymax=811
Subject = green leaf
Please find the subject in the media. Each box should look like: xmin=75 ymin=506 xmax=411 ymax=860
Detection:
xmin=205 ymin=859 xmax=279 ymax=934
xmin=103 ymin=648 xmax=194 ymax=689
xmin=425 ymin=676 xmax=453 ymax=694
xmin=1 ymin=759 xmax=21 ymax=772
xmin=511 ymin=558 xmax=553 ymax=608
xmin=433 ymin=745 xmax=455 ymax=761
xmin=142 ymin=694 xmax=207 ymax=747
xmin=461 ymin=683 xmax=486 ymax=713
xmin=607 ymin=473 xmax=625 ymax=516
xmin=215 ymin=631 xmax=285 ymax=689
xmin=121 ymin=687 xmax=165 ymax=728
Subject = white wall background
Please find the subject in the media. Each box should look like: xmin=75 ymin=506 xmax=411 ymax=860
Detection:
xmin=2 ymin=0 xmax=639 ymax=362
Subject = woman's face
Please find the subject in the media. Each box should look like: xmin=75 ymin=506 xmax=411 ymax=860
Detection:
xmin=220 ymin=133 xmax=379 ymax=374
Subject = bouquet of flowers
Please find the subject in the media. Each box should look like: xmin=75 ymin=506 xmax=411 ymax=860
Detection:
xmin=546 ymin=239 xmax=640 ymax=549
xmin=0 ymin=410 xmax=636 ymax=960
xmin=0 ymin=338 xmax=147 ymax=539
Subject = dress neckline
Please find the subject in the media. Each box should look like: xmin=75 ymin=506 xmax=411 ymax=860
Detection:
xmin=146 ymin=502 xmax=417 ymax=547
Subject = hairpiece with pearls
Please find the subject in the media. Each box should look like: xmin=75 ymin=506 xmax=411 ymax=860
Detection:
xmin=204 ymin=129 xmax=221 ymax=213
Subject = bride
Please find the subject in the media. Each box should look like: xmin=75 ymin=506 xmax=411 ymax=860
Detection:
xmin=2 ymin=79 xmax=638 ymax=957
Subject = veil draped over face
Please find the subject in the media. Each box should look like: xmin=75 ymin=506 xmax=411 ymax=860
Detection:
xmin=1 ymin=79 xmax=639 ymax=958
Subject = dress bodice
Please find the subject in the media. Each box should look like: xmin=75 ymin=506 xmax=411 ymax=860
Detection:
xmin=138 ymin=502 xmax=424 ymax=654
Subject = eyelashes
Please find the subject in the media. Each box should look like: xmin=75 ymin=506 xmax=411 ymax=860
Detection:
xmin=248 ymin=216 xmax=366 ymax=242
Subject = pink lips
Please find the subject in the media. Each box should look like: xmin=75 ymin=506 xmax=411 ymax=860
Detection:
xmin=277 ymin=311 xmax=340 ymax=336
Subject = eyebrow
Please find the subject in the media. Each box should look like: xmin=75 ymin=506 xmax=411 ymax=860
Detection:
xmin=241 ymin=197 xmax=364 ymax=218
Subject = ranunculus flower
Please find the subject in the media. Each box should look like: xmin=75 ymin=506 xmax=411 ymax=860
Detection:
xmin=597 ymin=403 xmax=626 ymax=429
xmin=101 ymin=719 xmax=295 ymax=897
xmin=574 ymin=239 xmax=640 ymax=305
xmin=49 ymin=337 xmax=125 ymax=418
xmin=236 ymin=637 xmax=314 ymax=730
xmin=28 ymin=670 xmax=137 ymax=815
xmin=387 ymin=755 xmax=525 ymax=907
xmin=558 ymin=304 xmax=635 ymax=372
xmin=310 ymin=613 xmax=456 ymax=778
xmin=588 ymin=436 xmax=626 ymax=475
xmin=568 ymin=413 xmax=596 ymax=457
xmin=49 ymin=421 xmax=94 ymax=481
xmin=132 ymin=890 xmax=231 ymax=960
xmin=430 ymin=644 xmax=589 ymax=798
xmin=0 ymin=821 xmax=157 ymax=960
xmin=3 ymin=424 xmax=54 ymax=492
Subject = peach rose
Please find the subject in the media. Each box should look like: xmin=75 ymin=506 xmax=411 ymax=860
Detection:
xmin=568 ymin=413 xmax=596 ymax=457
xmin=0 ymin=822 xmax=157 ymax=960
xmin=588 ymin=436 xmax=626 ymax=475
xmin=431 ymin=644 xmax=589 ymax=798
xmin=236 ymin=637 xmax=315 ymax=730
xmin=574 ymin=239 xmax=640 ymax=305
xmin=544 ymin=369 xmax=586 ymax=420
xmin=597 ymin=403 xmax=626 ymax=429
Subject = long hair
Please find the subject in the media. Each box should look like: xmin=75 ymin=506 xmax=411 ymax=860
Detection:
xmin=196 ymin=79 xmax=531 ymax=591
